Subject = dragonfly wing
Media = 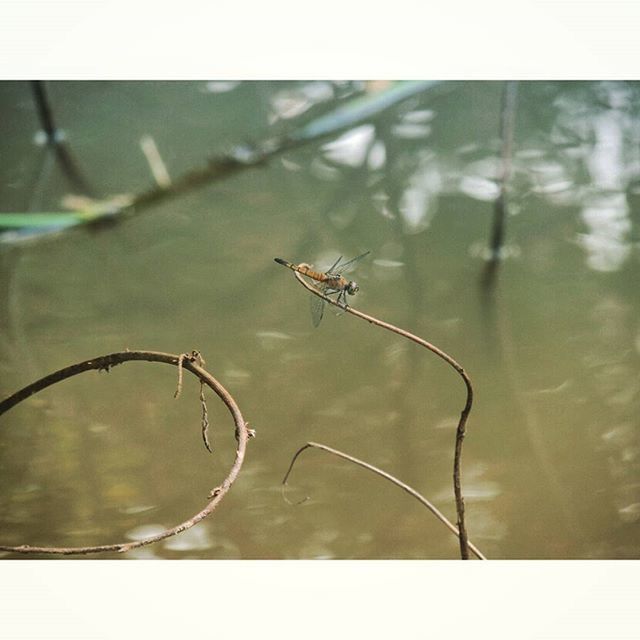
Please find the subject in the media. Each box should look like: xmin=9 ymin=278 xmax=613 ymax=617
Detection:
xmin=309 ymin=289 xmax=326 ymax=327
xmin=333 ymin=251 xmax=371 ymax=275
xmin=327 ymin=255 xmax=342 ymax=273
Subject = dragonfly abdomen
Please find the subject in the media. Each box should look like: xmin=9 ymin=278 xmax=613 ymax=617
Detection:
xmin=274 ymin=259 xmax=329 ymax=283
xmin=297 ymin=266 xmax=330 ymax=282
xmin=298 ymin=268 xmax=347 ymax=290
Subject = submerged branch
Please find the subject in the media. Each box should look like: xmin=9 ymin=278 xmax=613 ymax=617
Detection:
xmin=487 ymin=80 xmax=519 ymax=264
xmin=0 ymin=350 xmax=250 ymax=555
xmin=281 ymin=266 xmax=474 ymax=560
xmin=282 ymin=441 xmax=486 ymax=559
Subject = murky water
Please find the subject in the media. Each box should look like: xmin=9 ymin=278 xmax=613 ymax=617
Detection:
xmin=0 ymin=81 xmax=639 ymax=559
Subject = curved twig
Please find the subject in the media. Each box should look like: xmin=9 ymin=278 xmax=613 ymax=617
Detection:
xmin=0 ymin=350 xmax=250 ymax=555
xmin=287 ymin=266 xmax=473 ymax=560
xmin=282 ymin=442 xmax=485 ymax=559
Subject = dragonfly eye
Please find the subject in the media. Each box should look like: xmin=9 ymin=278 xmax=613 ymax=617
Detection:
xmin=347 ymin=281 xmax=359 ymax=295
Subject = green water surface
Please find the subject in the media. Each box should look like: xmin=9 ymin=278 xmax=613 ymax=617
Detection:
xmin=0 ymin=81 xmax=638 ymax=559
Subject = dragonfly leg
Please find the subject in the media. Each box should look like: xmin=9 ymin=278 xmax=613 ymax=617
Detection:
xmin=316 ymin=288 xmax=347 ymax=318
xmin=334 ymin=290 xmax=349 ymax=315
xmin=324 ymin=289 xmax=343 ymax=308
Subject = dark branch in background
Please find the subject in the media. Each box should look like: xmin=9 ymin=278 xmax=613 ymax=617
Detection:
xmin=30 ymin=81 xmax=96 ymax=197
xmin=275 ymin=264 xmax=475 ymax=560
xmin=129 ymin=83 xmax=448 ymax=216
xmin=2 ymin=82 xmax=450 ymax=243
xmin=31 ymin=81 xmax=58 ymax=143
xmin=26 ymin=81 xmax=269 ymax=227
xmin=0 ymin=350 xmax=251 ymax=555
xmin=487 ymin=81 xmax=519 ymax=266
xmin=282 ymin=442 xmax=486 ymax=559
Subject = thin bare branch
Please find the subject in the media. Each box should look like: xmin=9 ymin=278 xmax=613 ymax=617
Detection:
xmin=282 ymin=441 xmax=486 ymax=559
xmin=200 ymin=381 xmax=212 ymax=453
xmin=174 ymin=350 xmax=212 ymax=453
xmin=174 ymin=351 xmax=186 ymax=398
xmin=281 ymin=265 xmax=474 ymax=560
xmin=0 ymin=350 xmax=250 ymax=555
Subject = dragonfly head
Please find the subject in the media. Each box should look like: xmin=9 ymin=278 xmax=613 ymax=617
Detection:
xmin=346 ymin=280 xmax=360 ymax=296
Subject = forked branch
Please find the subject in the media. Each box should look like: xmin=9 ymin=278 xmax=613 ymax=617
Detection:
xmin=0 ymin=350 xmax=250 ymax=555
xmin=283 ymin=441 xmax=485 ymax=559
xmin=286 ymin=266 xmax=474 ymax=560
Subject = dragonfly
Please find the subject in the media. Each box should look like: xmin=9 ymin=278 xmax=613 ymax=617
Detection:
xmin=274 ymin=251 xmax=370 ymax=327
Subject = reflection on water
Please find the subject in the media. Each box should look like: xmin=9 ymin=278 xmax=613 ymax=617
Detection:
xmin=0 ymin=81 xmax=639 ymax=559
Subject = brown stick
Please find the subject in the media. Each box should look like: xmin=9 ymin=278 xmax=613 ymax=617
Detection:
xmin=283 ymin=441 xmax=486 ymax=559
xmin=281 ymin=265 xmax=473 ymax=559
xmin=0 ymin=350 xmax=250 ymax=555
